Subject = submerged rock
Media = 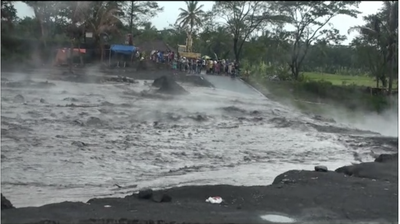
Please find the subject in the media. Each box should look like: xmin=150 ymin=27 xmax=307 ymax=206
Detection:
xmin=86 ymin=117 xmax=103 ymax=126
xmin=104 ymin=76 xmax=138 ymax=84
xmin=13 ymin=94 xmax=25 ymax=103
xmin=63 ymin=97 xmax=79 ymax=102
xmin=221 ymin=106 xmax=246 ymax=114
xmin=71 ymin=141 xmax=87 ymax=147
xmin=188 ymin=114 xmax=208 ymax=122
xmin=152 ymin=76 xmax=188 ymax=95
xmin=312 ymin=115 xmax=336 ymax=123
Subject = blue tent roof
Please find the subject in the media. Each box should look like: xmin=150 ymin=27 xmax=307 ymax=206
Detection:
xmin=110 ymin=44 xmax=137 ymax=55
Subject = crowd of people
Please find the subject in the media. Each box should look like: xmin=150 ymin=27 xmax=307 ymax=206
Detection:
xmin=149 ymin=50 xmax=240 ymax=76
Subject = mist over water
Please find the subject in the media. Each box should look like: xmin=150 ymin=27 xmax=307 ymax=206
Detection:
xmin=338 ymin=110 xmax=398 ymax=137
xmin=301 ymin=101 xmax=398 ymax=137
xmin=1 ymin=73 xmax=397 ymax=207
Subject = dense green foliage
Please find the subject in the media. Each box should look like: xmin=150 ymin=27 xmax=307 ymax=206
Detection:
xmin=1 ymin=1 xmax=398 ymax=112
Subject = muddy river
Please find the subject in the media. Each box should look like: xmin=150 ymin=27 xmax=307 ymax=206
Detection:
xmin=1 ymin=72 xmax=397 ymax=207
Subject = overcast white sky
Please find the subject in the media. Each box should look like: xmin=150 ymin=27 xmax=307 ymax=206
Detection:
xmin=14 ymin=1 xmax=383 ymax=44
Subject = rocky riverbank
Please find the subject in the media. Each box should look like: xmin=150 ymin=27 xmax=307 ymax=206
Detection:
xmin=2 ymin=153 xmax=397 ymax=224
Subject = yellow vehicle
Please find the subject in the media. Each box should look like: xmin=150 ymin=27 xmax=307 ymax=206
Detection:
xmin=178 ymin=45 xmax=201 ymax=59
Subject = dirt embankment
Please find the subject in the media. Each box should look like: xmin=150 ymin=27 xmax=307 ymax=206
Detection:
xmin=2 ymin=153 xmax=397 ymax=224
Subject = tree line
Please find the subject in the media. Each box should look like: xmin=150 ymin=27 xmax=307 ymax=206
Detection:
xmin=1 ymin=1 xmax=398 ymax=92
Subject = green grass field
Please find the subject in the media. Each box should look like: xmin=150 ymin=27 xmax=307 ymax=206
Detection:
xmin=303 ymin=72 xmax=377 ymax=87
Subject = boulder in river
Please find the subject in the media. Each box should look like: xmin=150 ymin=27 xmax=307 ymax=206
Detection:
xmin=104 ymin=76 xmax=138 ymax=84
xmin=13 ymin=94 xmax=25 ymax=103
xmin=85 ymin=117 xmax=103 ymax=126
xmin=152 ymin=76 xmax=188 ymax=95
xmin=1 ymin=194 xmax=14 ymax=210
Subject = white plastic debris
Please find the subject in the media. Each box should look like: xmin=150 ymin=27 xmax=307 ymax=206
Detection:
xmin=104 ymin=205 xmax=111 ymax=208
xmin=205 ymin=196 xmax=223 ymax=204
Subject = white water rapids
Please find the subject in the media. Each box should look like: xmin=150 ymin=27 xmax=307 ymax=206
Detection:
xmin=1 ymin=73 xmax=396 ymax=207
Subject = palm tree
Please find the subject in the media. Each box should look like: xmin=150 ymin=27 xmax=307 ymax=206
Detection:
xmin=348 ymin=1 xmax=398 ymax=93
xmin=348 ymin=15 xmax=386 ymax=88
xmin=175 ymin=1 xmax=205 ymax=34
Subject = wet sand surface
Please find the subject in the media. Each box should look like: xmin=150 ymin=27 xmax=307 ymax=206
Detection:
xmin=1 ymin=71 xmax=398 ymax=223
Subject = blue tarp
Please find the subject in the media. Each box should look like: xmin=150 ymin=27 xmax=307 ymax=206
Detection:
xmin=110 ymin=44 xmax=137 ymax=55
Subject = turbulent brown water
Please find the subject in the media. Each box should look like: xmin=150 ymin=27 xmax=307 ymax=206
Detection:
xmin=1 ymin=72 xmax=397 ymax=207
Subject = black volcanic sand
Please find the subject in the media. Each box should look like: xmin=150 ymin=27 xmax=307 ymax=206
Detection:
xmin=2 ymin=153 xmax=398 ymax=224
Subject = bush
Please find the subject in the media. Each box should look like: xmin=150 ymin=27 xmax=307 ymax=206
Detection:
xmin=242 ymin=60 xmax=395 ymax=113
xmin=300 ymin=80 xmax=334 ymax=97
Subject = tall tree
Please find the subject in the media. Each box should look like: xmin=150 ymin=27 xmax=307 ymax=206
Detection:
xmin=79 ymin=1 xmax=123 ymax=61
xmin=1 ymin=1 xmax=17 ymax=28
xmin=23 ymin=1 xmax=68 ymax=48
xmin=123 ymin=1 xmax=163 ymax=34
xmin=282 ymin=1 xmax=360 ymax=80
xmin=213 ymin=1 xmax=288 ymax=63
xmin=382 ymin=1 xmax=398 ymax=94
xmin=176 ymin=1 xmax=205 ymax=34
xmin=199 ymin=26 xmax=232 ymax=59
xmin=349 ymin=1 xmax=398 ymax=92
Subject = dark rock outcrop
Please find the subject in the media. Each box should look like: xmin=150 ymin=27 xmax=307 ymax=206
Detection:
xmin=138 ymin=189 xmax=153 ymax=199
xmin=374 ymin=153 xmax=398 ymax=163
xmin=103 ymin=76 xmax=138 ymax=84
xmin=135 ymin=189 xmax=172 ymax=203
xmin=335 ymin=153 xmax=398 ymax=182
xmin=152 ymin=76 xmax=188 ymax=95
xmin=1 ymin=194 xmax=14 ymax=210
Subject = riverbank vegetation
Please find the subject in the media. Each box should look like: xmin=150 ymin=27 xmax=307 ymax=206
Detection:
xmin=1 ymin=1 xmax=398 ymax=113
